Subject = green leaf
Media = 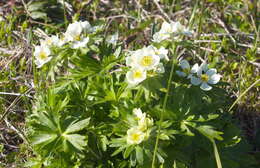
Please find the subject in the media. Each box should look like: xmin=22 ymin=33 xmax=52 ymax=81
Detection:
xmin=123 ymin=145 xmax=134 ymax=159
xmin=30 ymin=11 xmax=47 ymax=19
xmin=111 ymin=146 xmax=126 ymax=156
xmin=135 ymin=146 xmax=143 ymax=165
xmin=63 ymin=134 xmax=87 ymax=151
xmin=31 ymin=132 xmax=57 ymax=146
xmin=196 ymin=125 xmax=223 ymax=141
xmin=27 ymin=1 xmax=47 ymax=12
xmin=65 ymin=118 xmax=90 ymax=134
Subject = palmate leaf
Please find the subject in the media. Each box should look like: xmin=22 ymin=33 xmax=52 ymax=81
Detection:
xmin=196 ymin=125 xmax=223 ymax=141
xmin=30 ymin=112 xmax=90 ymax=153
xmin=31 ymin=132 xmax=58 ymax=146
xmin=63 ymin=134 xmax=87 ymax=151
xmin=65 ymin=118 xmax=90 ymax=134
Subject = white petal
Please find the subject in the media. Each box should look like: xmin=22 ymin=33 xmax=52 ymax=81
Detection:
xmin=190 ymin=63 xmax=199 ymax=73
xmin=180 ymin=59 xmax=190 ymax=70
xmin=197 ymin=62 xmax=208 ymax=76
xmin=126 ymin=69 xmax=146 ymax=85
xmin=158 ymin=47 xmax=169 ymax=61
xmin=200 ymin=82 xmax=212 ymax=91
xmin=80 ymin=21 xmax=91 ymax=30
xmin=206 ymin=68 xmax=217 ymax=76
xmin=190 ymin=76 xmax=201 ymax=86
xmin=71 ymin=37 xmax=89 ymax=49
xmin=208 ymin=74 xmax=221 ymax=85
xmin=176 ymin=71 xmax=186 ymax=77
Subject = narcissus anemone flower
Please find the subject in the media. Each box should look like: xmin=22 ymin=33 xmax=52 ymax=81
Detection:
xmin=176 ymin=59 xmax=199 ymax=78
xmin=71 ymin=37 xmax=89 ymax=49
xmin=64 ymin=21 xmax=91 ymax=48
xmin=151 ymin=46 xmax=169 ymax=61
xmin=129 ymin=46 xmax=161 ymax=70
xmin=41 ymin=35 xmax=60 ymax=47
xmin=191 ymin=62 xmax=221 ymax=91
xmin=153 ymin=21 xmax=192 ymax=43
xmin=133 ymin=108 xmax=153 ymax=132
xmin=126 ymin=68 xmax=147 ymax=85
xmin=34 ymin=45 xmax=52 ymax=68
xmin=133 ymin=108 xmax=146 ymax=121
xmin=126 ymin=127 xmax=145 ymax=145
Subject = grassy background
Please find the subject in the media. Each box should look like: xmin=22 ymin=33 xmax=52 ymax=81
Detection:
xmin=0 ymin=0 xmax=259 ymax=167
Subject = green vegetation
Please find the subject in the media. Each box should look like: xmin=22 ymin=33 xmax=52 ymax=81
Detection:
xmin=0 ymin=0 xmax=259 ymax=167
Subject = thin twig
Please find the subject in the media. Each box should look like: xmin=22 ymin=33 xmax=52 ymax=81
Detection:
xmin=152 ymin=0 xmax=171 ymax=21
xmin=0 ymin=88 xmax=33 ymax=123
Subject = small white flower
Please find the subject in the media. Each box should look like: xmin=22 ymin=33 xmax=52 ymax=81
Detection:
xmin=190 ymin=62 xmax=221 ymax=91
xmin=152 ymin=31 xmax=171 ymax=43
xmin=64 ymin=21 xmax=83 ymax=42
xmin=34 ymin=45 xmax=52 ymax=68
xmin=126 ymin=67 xmax=147 ymax=85
xmin=64 ymin=21 xmax=91 ymax=49
xmin=80 ymin=21 xmax=91 ymax=31
xmin=133 ymin=108 xmax=146 ymax=120
xmin=138 ymin=117 xmax=154 ymax=132
xmin=133 ymin=108 xmax=154 ymax=131
xmin=152 ymin=46 xmax=169 ymax=61
xmin=176 ymin=59 xmax=198 ymax=78
xmin=41 ymin=35 xmax=60 ymax=47
xmin=106 ymin=32 xmax=118 ymax=45
xmin=126 ymin=127 xmax=145 ymax=145
xmin=135 ymin=46 xmax=161 ymax=70
xmin=71 ymin=37 xmax=89 ymax=49
xmin=153 ymin=21 xmax=193 ymax=42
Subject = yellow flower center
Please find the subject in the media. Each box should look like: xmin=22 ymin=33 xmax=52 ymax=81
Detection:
xmin=74 ymin=35 xmax=81 ymax=41
xmin=201 ymin=74 xmax=209 ymax=82
xmin=131 ymin=133 xmax=141 ymax=142
xmin=141 ymin=56 xmax=153 ymax=67
xmin=46 ymin=39 xmax=52 ymax=45
xmin=39 ymin=51 xmax=47 ymax=60
xmin=133 ymin=70 xmax=142 ymax=79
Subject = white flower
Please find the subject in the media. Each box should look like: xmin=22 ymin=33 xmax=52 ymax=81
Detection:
xmin=57 ymin=35 xmax=67 ymax=46
xmin=65 ymin=21 xmax=83 ymax=42
xmin=41 ymin=35 xmax=60 ymax=47
xmin=153 ymin=31 xmax=170 ymax=43
xmin=126 ymin=67 xmax=147 ymax=85
xmin=126 ymin=127 xmax=145 ymax=145
xmin=190 ymin=62 xmax=221 ymax=91
xmin=133 ymin=108 xmax=146 ymax=120
xmin=138 ymin=117 xmax=153 ymax=132
xmin=71 ymin=37 xmax=89 ymax=49
xmin=80 ymin=21 xmax=91 ymax=31
xmin=152 ymin=46 xmax=169 ymax=61
xmin=133 ymin=108 xmax=153 ymax=131
xmin=106 ymin=32 xmax=118 ymax=45
xmin=152 ymin=21 xmax=193 ymax=43
xmin=176 ymin=59 xmax=198 ymax=78
xmin=130 ymin=46 xmax=161 ymax=70
xmin=34 ymin=45 xmax=52 ymax=68
xmin=64 ymin=21 xmax=91 ymax=49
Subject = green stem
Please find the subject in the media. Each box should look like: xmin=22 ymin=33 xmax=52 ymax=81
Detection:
xmin=151 ymin=44 xmax=177 ymax=168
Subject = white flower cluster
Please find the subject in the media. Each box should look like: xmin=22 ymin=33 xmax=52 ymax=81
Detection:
xmin=126 ymin=108 xmax=153 ymax=145
xmin=177 ymin=60 xmax=221 ymax=91
xmin=34 ymin=21 xmax=91 ymax=68
xmin=153 ymin=21 xmax=192 ymax=43
xmin=125 ymin=45 xmax=169 ymax=86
